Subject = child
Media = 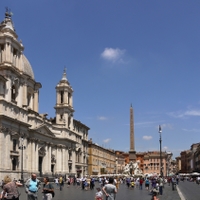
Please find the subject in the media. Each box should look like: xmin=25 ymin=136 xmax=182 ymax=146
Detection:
xmin=151 ymin=191 xmax=159 ymax=200
xmin=95 ymin=188 xmax=103 ymax=200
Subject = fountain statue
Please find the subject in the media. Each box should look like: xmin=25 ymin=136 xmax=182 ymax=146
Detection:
xmin=123 ymin=160 xmax=143 ymax=176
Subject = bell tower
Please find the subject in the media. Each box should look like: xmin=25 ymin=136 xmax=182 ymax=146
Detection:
xmin=54 ymin=68 xmax=74 ymax=129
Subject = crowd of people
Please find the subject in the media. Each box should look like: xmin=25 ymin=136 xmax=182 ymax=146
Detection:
xmin=0 ymin=173 xmax=197 ymax=200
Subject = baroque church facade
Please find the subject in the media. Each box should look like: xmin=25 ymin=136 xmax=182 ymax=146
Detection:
xmin=0 ymin=11 xmax=89 ymax=180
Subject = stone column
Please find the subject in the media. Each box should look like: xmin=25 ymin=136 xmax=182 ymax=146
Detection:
xmin=0 ymin=47 xmax=2 ymax=63
xmin=71 ymin=150 xmax=76 ymax=173
xmin=62 ymin=148 xmax=65 ymax=172
xmin=35 ymin=141 xmax=39 ymax=173
xmin=1 ymin=133 xmax=6 ymax=169
xmin=10 ymin=46 xmax=13 ymax=65
xmin=17 ymin=82 xmax=21 ymax=107
xmin=30 ymin=94 xmax=33 ymax=110
xmin=56 ymin=91 xmax=60 ymax=104
xmin=2 ymin=45 xmax=5 ymax=62
xmin=18 ymin=53 xmax=23 ymax=71
xmin=6 ymin=79 xmax=11 ymax=102
xmin=58 ymin=147 xmax=61 ymax=172
xmin=31 ymin=140 xmax=35 ymax=172
xmin=26 ymin=139 xmax=31 ymax=170
xmin=70 ymin=94 xmax=73 ymax=107
xmin=5 ymin=42 xmax=11 ymax=62
xmin=16 ymin=52 xmax=20 ymax=69
xmin=56 ymin=146 xmax=60 ymax=173
xmin=5 ymin=133 xmax=10 ymax=169
xmin=0 ymin=132 xmax=2 ymax=169
xmin=33 ymin=90 xmax=38 ymax=112
xmin=45 ymin=145 xmax=49 ymax=173
xmin=66 ymin=149 xmax=69 ymax=173
xmin=48 ymin=145 xmax=52 ymax=174
xmin=23 ymin=138 xmax=26 ymax=171
xmin=23 ymin=82 xmax=27 ymax=106
xmin=64 ymin=89 xmax=67 ymax=104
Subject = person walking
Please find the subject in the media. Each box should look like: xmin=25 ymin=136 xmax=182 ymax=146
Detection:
xmin=25 ymin=173 xmax=41 ymax=200
xmin=42 ymin=177 xmax=54 ymax=200
xmin=102 ymin=177 xmax=117 ymax=200
xmin=171 ymin=176 xmax=176 ymax=191
xmin=139 ymin=178 xmax=143 ymax=190
xmin=158 ymin=176 xmax=164 ymax=195
xmin=90 ymin=177 xmax=95 ymax=190
xmin=145 ymin=178 xmax=150 ymax=190
xmin=59 ymin=176 xmax=64 ymax=191
xmin=54 ymin=177 xmax=59 ymax=188
xmin=167 ymin=177 xmax=171 ymax=186
xmin=1 ymin=175 xmax=22 ymax=200
xmin=81 ymin=177 xmax=86 ymax=190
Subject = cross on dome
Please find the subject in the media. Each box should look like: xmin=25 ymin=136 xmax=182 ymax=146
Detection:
xmin=61 ymin=67 xmax=68 ymax=81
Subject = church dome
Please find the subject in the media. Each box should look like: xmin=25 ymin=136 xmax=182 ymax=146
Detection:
xmin=22 ymin=54 xmax=34 ymax=79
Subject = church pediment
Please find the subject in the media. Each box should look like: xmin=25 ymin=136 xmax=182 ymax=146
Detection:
xmin=31 ymin=125 xmax=55 ymax=137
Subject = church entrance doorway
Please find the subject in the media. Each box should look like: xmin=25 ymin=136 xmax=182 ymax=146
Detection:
xmin=39 ymin=156 xmax=43 ymax=177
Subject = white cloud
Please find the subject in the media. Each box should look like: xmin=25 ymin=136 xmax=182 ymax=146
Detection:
xmin=103 ymin=138 xmax=111 ymax=143
xmin=182 ymin=128 xmax=200 ymax=132
xmin=163 ymin=146 xmax=168 ymax=150
xmin=98 ymin=116 xmax=108 ymax=121
xmin=135 ymin=121 xmax=155 ymax=126
xmin=185 ymin=110 xmax=200 ymax=116
xmin=101 ymin=47 xmax=126 ymax=63
xmin=143 ymin=136 xmax=152 ymax=140
xmin=168 ymin=109 xmax=200 ymax=118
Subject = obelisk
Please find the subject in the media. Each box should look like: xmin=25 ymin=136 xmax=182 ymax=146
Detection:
xmin=129 ymin=104 xmax=136 ymax=162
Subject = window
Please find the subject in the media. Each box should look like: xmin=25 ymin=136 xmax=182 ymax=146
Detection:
xmin=68 ymin=116 xmax=71 ymax=127
xmin=13 ymin=48 xmax=17 ymax=56
xmin=12 ymin=157 xmax=17 ymax=170
xmin=11 ymin=85 xmax=16 ymax=101
xmin=76 ymin=152 xmax=78 ymax=162
xmin=13 ymin=139 xmax=17 ymax=151
xmin=69 ymin=151 xmax=72 ymax=160
xmin=60 ymin=91 xmax=64 ymax=103
xmin=60 ymin=114 xmax=63 ymax=120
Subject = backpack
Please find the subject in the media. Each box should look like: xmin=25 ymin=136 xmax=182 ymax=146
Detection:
xmin=43 ymin=183 xmax=55 ymax=198
xmin=49 ymin=183 xmax=55 ymax=198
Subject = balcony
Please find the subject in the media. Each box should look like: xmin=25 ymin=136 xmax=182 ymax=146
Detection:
xmin=68 ymin=160 xmax=72 ymax=164
xmin=10 ymin=150 xmax=19 ymax=156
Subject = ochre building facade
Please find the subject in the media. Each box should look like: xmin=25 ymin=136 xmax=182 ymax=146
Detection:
xmin=88 ymin=139 xmax=116 ymax=176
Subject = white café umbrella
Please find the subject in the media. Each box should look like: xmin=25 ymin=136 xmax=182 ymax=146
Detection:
xmin=191 ymin=172 xmax=200 ymax=176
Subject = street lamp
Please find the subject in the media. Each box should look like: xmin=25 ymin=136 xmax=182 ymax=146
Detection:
xmin=158 ymin=125 xmax=163 ymax=177
xmin=19 ymin=136 xmax=26 ymax=183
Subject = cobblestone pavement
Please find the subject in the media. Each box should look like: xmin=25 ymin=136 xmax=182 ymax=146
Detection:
xmin=177 ymin=180 xmax=200 ymax=200
xmin=1 ymin=182 xmax=181 ymax=200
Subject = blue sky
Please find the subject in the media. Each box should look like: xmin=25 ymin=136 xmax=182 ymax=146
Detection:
xmin=1 ymin=1 xmax=200 ymax=158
